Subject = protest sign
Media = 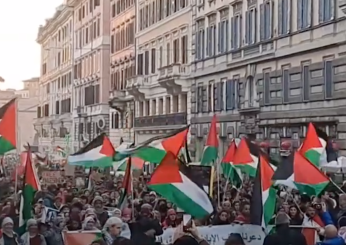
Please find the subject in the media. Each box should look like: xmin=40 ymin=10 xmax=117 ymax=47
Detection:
xmin=63 ymin=231 xmax=102 ymax=245
xmin=42 ymin=171 xmax=63 ymax=184
xmin=41 ymin=207 xmax=58 ymax=223
xmin=156 ymin=224 xmax=265 ymax=245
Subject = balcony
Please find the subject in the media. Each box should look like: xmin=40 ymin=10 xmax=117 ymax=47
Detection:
xmin=340 ymin=0 xmax=346 ymax=14
xmin=134 ymin=112 xmax=187 ymax=129
xmin=109 ymin=90 xmax=131 ymax=111
xmin=158 ymin=64 xmax=190 ymax=95
xmin=125 ymin=76 xmax=147 ymax=100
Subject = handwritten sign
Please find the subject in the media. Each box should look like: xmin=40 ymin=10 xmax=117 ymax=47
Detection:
xmin=42 ymin=171 xmax=62 ymax=184
xmin=156 ymin=224 xmax=265 ymax=245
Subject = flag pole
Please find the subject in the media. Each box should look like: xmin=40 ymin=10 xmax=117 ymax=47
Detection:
xmin=329 ymin=178 xmax=346 ymax=194
xmin=216 ymin=158 xmax=221 ymax=208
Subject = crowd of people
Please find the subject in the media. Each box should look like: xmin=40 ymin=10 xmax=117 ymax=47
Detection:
xmin=1 ymin=170 xmax=346 ymax=245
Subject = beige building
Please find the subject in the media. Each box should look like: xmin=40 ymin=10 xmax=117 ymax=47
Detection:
xmin=108 ymin=0 xmax=135 ymax=145
xmin=190 ymin=0 xmax=346 ymax=159
xmin=14 ymin=77 xmax=39 ymax=98
xmin=340 ymin=0 xmax=346 ymax=14
xmin=36 ymin=3 xmax=74 ymax=155
xmin=67 ymin=0 xmax=111 ymax=150
xmin=127 ymin=0 xmax=191 ymax=143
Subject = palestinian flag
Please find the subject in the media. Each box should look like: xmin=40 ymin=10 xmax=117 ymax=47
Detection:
xmin=118 ymin=157 xmax=132 ymax=210
xmin=250 ymin=154 xmax=276 ymax=227
xmin=114 ymin=126 xmax=189 ymax=164
xmin=148 ymin=152 xmax=213 ymax=218
xmin=233 ymin=137 xmax=261 ymax=177
xmin=0 ymin=98 xmax=17 ymax=154
xmin=63 ymin=231 xmax=102 ymax=245
xmin=18 ymin=148 xmax=41 ymax=234
xmin=221 ymin=140 xmax=242 ymax=188
xmin=56 ymin=146 xmax=66 ymax=157
xmin=299 ymin=123 xmax=327 ymax=167
xmin=272 ymin=151 xmax=329 ymax=196
xmin=314 ymin=127 xmax=338 ymax=166
xmin=68 ymin=133 xmax=115 ymax=167
xmin=200 ymin=115 xmax=218 ymax=166
xmin=113 ymin=157 xmax=145 ymax=172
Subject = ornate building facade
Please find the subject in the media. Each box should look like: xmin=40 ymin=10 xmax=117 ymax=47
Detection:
xmin=36 ymin=4 xmax=73 ymax=156
xmin=190 ymin=0 xmax=346 ymax=160
xmin=127 ymin=0 xmax=192 ymax=143
xmin=68 ymin=0 xmax=111 ymax=150
xmin=108 ymin=0 xmax=136 ymax=145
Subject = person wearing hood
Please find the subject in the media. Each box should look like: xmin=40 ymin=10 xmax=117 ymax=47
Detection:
xmin=317 ymin=225 xmax=345 ymax=245
xmin=102 ymin=217 xmax=128 ymax=245
xmin=92 ymin=197 xmax=109 ymax=227
xmin=21 ymin=219 xmax=46 ymax=245
xmin=0 ymin=217 xmax=20 ymax=245
xmin=263 ymin=213 xmax=307 ymax=245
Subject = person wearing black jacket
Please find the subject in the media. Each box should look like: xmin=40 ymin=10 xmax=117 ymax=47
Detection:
xmin=129 ymin=204 xmax=163 ymax=245
xmin=263 ymin=213 xmax=307 ymax=245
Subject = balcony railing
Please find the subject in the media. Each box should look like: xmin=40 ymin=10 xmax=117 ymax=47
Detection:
xmin=158 ymin=64 xmax=190 ymax=79
xmin=134 ymin=112 xmax=187 ymax=128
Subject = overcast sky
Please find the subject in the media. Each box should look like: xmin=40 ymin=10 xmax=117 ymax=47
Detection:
xmin=0 ymin=0 xmax=62 ymax=90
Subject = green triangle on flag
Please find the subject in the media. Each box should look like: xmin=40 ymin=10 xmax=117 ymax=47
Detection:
xmin=200 ymin=115 xmax=218 ymax=166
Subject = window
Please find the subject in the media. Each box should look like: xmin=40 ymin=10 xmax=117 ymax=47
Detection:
xmin=112 ymin=2 xmax=116 ymax=17
xmin=297 ymin=0 xmax=311 ymax=30
xmin=206 ymin=15 xmax=216 ymax=57
xmin=218 ymin=20 xmax=229 ymax=53
xmin=166 ymin=43 xmax=171 ymax=66
xmin=111 ymin=112 xmax=119 ymax=129
xmin=319 ymin=0 xmax=335 ymax=22
xmin=195 ymin=23 xmax=205 ymax=60
xmin=245 ymin=8 xmax=256 ymax=45
xmin=278 ymin=0 xmax=290 ymax=35
xmin=214 ymin=82 xmax=224 ymax=111
xmin=247 ymin=76 xmax=254 ymax=105
xmin=181 ymin=36 xmax=188 ymax=64
xmin=137 ymin=54 xmax=143 ymax=75
xmin=111 ymin=34 xmax=115 ymax=53
xmin=144 ymin=51 xmax=149 ymax=75
xmin=173 ymin=39 xmax=180 ymax=63
xmin=260 ymin=1 xmax=272 ymax=40
xmin=165 ymin=0 xmax=171 ymax=17
xmin=151 ymin=48 xmax=156 ymax=73
xmin=231 ymin=15 xmax=241 ymax=49
xmin=159 ymin=46 xmax=163 ymax=68
xmin=226 ymin=79 xmax=236 ymax=110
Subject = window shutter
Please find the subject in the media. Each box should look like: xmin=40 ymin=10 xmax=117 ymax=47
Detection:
xmin=278 ymin=0 xmax=283 ymax=35
xmin=245 ymin=11 xmax=250 ymax=44
xmin=297 ymin=0 xmax=302 ymax=29
xmin=225 ymin=20 xmax=229 ymax=51
xmin=217 ymin=22 xmax=221 ymax=53
xmin=226 ymin=80 xmax=233 ymax=110
xmin=230 ymin=17 xmax=235 ymax=49
xmin=206 ymin=27 xmax=210 ymax=56
xmin=260 ymin=4 xmax=265 ymax=40
xmin=201 ymin=29 xmax=205 ymax=58
xmin=220 ymin=82 xmax=224 ymax=110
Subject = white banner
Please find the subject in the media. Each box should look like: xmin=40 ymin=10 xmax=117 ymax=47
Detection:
xmin=41 ymin=207 xmax=59 ymax=223
xmin=156 ymin=224 xmax=265 ymax=245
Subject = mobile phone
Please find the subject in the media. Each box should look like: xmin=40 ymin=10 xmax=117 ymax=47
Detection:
xmin=183 ymin=214 xmax=192 ymax=232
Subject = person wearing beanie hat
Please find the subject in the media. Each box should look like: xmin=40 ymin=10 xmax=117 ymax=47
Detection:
xmin=0 ymin=217 xmax=20 ymax=245
xmin=21 ymin=219 xmax=47 ymax=245
xmin=263 ymin=212 xmax=307 ymax=245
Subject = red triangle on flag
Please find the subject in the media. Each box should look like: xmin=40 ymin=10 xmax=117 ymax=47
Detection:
xmin=205 ymin=115 xmax=218 ymax=147
xmin=233 ymin=138 xmax=253 ymax=165
xmin=260 ymin=154 xmax=274 ymax=191
xmin=24 ymin=150 xmax=40 ymax=191
xmin=99 ymin=136 xmax=115 ymax=157
xmin=299 ymin=123 xmax=323 ymax=154
xmin=148 ymin=152 xmax=182 ymax=185
xmin=221 ymin=141 xmax=237 ymax=163
xmin=161 ymin=128 xmax=189 ymax=157
xmin=293 ymin=151 xmax=329 ymax=185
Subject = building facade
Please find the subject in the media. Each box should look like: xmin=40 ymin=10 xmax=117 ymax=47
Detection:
xmin=340 ymin=0 xmax=346 ymax=14
xmin=190 ymin=0 xmax=346 ymax=160
xmin=127 ymin=0 xmax=192 ymax=143
xmin=36 ymin=4 xmax=74 ymax=156
xmin=68 ymin=0 xmax=111 ymax=151
xmin=108 ymin=0 xmax=136 ymax=145
xmin=14 ymin=77 xmax=39 ymax=98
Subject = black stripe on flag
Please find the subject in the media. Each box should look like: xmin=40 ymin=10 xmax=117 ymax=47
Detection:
xmin=250 ymin=157 xmax=262 ymax=226
xmin=272 ymin=153 xmax=294 ymax=181
xmin=71 ymin=133 xmax=105 ymax=156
